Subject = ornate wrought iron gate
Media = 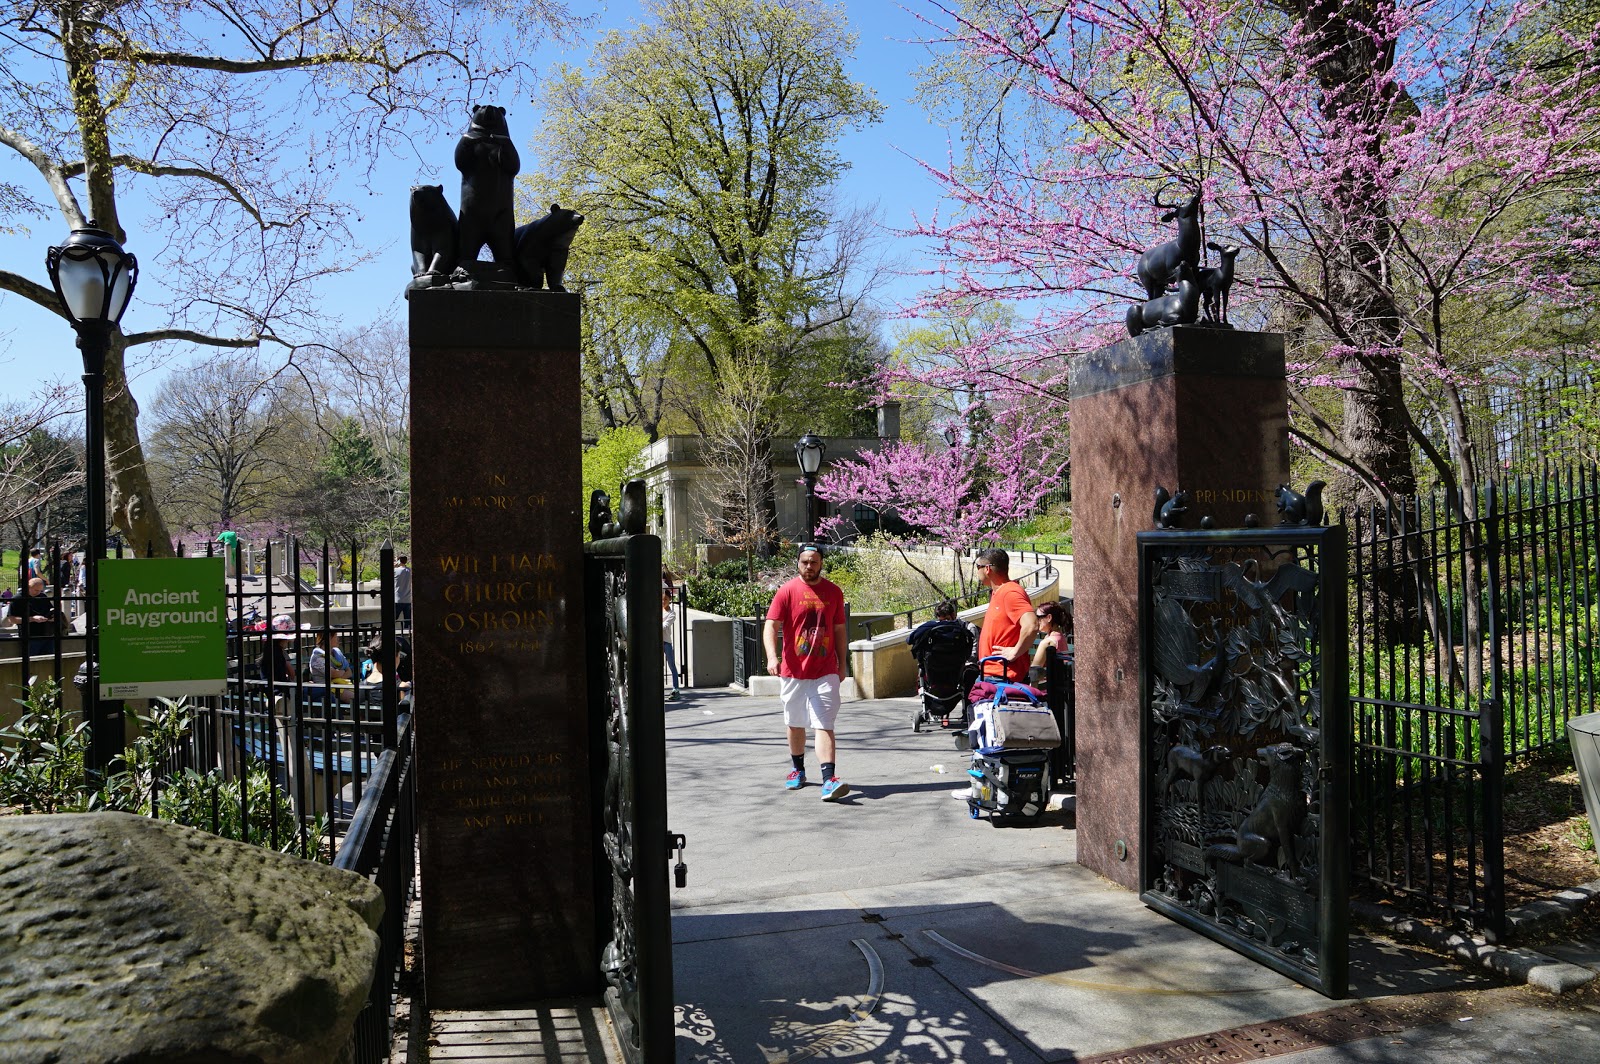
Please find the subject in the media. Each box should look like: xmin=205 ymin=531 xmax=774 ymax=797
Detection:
xmin=1137 ymin=526 xmax=1350 ymax=998
xmin=585 ymin=531 xmax=683 ymax=1063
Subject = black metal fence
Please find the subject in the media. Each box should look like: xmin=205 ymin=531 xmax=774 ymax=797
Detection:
xmin=1347 ymin=465 xmax=1599 ymax=937
xmin=3 ymin=537 xmax=415 ymax=1059
xmin=334 ymin=712 xmax=417 ymax=1064
xmin=884 ymin=554 xmax=1059 ymax=632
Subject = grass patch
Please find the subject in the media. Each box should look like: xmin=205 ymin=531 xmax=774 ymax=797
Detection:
xmin=994 ymin=505 xmax=1073 ymax=553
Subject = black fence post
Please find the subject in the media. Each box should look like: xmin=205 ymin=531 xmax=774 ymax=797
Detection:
xmin=379 ymin=542 xmax=397 ymax=750
xmin=676 ymin=582 xmax=691 ymax=690
xmin=1481 ymin=483 xmax=1506 ymax=940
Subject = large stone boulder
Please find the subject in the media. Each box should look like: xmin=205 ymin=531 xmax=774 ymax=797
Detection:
xmin=0 ymin=812 xmax=383 ymax=1064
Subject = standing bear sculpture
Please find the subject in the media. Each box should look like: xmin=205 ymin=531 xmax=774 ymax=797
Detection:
xmin=455 ymin=104 xmax=520 ymax=268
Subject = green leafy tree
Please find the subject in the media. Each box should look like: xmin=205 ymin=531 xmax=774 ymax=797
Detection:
xmin=530 ymin=0 xmax=885 ymax=524
xmin=286 ymin=417 xmax=400 ymax=548
xmin=535 ymin=0 xmax=883 ymax=374
xmin=323 ymin=417 xmax=386 ymax=482
xmin=581 ymin=425 xmax=651 ymax=538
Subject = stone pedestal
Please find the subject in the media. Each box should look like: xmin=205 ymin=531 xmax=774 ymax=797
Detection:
xmin=1067 ymin=327 xmax=1288 ymax=889
xmin=409 ymin=289 xmax=592 ymax=1007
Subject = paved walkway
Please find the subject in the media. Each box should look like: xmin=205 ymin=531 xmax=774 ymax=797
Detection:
xmin=667 ymin=690 xmax=1600 ymax=1063
xmin=413 ymin=688 xmax=1598 ymax=1061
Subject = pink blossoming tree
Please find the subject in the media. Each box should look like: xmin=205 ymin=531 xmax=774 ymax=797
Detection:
xmin=890 ymin=0 xmax=1600 ymax=516
xmin=815 ymin=403 xmax=1067 ymax=598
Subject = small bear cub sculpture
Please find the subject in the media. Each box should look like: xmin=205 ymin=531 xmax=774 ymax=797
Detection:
xmin=454 ymin=104 xmax=520 ymax=267
xmin=515 ymin=203 xmax=585 ymax=291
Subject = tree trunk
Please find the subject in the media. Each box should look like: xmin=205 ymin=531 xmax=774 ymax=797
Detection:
xmin=104 ymin=332 xmax=174 ymax=558
xmin=63 ymin=15 xmax=173 ymax=559
xmin=1290 ymin=0 xmax=1421 ymax=642
xmin=1289 ymin=0 xmax=1419 ymax=509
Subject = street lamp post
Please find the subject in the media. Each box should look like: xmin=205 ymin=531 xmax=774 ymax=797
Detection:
xmin=794 ymin=433 xmax=825 ymax=544
xmin=46 ymin=221 xmax=138 ymax=776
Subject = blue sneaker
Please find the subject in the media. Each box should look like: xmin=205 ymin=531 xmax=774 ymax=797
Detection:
xmin=820 ymin=777 xmax=850 ymax=802
xmin=785 ymin=769 xmax=806 ymax=790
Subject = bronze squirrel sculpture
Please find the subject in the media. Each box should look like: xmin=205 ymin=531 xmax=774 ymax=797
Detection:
xmin=589 ymin=481 xmax=647 ymax=540
xmin=1275 ymin=481 xmax=1327 ymax=526
xmin=1153 ymin=486 xmax=1191 ymax=528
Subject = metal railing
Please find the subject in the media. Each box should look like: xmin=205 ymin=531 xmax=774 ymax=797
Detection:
xmin=888 ymin=556 xmax=1058 ymax=633
xmin=334 ymin=713 xmax=417 ymax=1064
xmin=731 ymin=618 xmax=762 ymax=687
xmin=1347 ymin=464 xmax=1599 ymax=937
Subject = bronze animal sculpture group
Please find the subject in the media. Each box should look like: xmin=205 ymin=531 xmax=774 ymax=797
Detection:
xmin=409 ymin=105 xmax=585 ymax=293
xmin=1125 ymin=182 xmax=1243 ymax=335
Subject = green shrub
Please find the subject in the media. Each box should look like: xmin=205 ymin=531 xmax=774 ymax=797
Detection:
xmin=153 ymin=763 xmax=323 ymax=855
xmin=0 ymin=689 xmax=324 ymax=859
xmin=0 ymin=680 xmax=92 ymax=814
xmin=684 ymin=576 xmax=773 ymax=618
xmin=994 ymin=504 xmax=1074 ymax=552
xmin=701 ymin=557 xmax=759 ymax=583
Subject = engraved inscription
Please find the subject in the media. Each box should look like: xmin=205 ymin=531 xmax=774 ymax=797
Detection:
xmin=1189 ymin=488 xmax=1272 ymax=504
xmin=1218 ymin=862 xmax=1316 ymax=932
xmin=1159 ymin=570 xmax=1221 ymax=602
xmin=434 ymin=750 xmax=576 ymax=830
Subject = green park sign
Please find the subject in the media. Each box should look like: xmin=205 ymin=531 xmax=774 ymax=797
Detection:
xmin=98 ymin=558 xmax=227 ymax=698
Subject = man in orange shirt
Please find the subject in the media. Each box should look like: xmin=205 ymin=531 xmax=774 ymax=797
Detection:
xmin=976 ymin=548 xmax=1037 ymax=684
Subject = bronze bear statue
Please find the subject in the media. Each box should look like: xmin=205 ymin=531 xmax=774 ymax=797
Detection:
xmin=514 ymin=203 xmax=585 ymax=291
xmin=409 ymin=184 xmax=457 ymax=285
xmin=455 ymin=104 xmax=520 ymax=268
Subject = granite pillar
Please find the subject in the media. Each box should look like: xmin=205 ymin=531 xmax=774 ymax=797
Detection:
xmin=409 ymin=289 xmax=591 ymax=1007
xmin=1068 ymin=327 xmax=1288 ymax=889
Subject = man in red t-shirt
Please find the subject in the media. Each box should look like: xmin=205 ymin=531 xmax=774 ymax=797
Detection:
xmin=976 ymin=548 xmax=1037 ymax=683
xmin=763 ymin=545 xmax=850 ymax=801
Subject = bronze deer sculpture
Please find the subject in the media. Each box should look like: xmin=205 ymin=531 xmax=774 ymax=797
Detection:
xmin=1135 ymin=183 xmax=1203 ymax=300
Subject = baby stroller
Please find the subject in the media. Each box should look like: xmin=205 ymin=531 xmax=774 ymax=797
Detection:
xmin=959 ymin=657 xmax=1060 ymax=822
xmin=908 ymin=618 xmax=976 ymax=732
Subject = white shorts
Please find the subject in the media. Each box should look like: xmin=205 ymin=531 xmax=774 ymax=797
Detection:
xmin=780 ymin=675 xmax=841 ymax=731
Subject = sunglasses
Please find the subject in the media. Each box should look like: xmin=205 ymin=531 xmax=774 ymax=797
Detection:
xmin=975 ymin=563 xmax=991 ymax=571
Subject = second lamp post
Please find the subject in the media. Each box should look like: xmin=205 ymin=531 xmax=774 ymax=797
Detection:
xmin=794 ymin=433 xmax=825 ymax=543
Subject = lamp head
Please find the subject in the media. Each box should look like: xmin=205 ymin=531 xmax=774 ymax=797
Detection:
xmin=795 ymin=433 xmax=825 ymax=476
xmin=46 ymin=222 xmax=138 ymax=327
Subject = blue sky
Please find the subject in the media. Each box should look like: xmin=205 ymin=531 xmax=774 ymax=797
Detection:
xmin=0 ymin=2 xmax=960 ymax=413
